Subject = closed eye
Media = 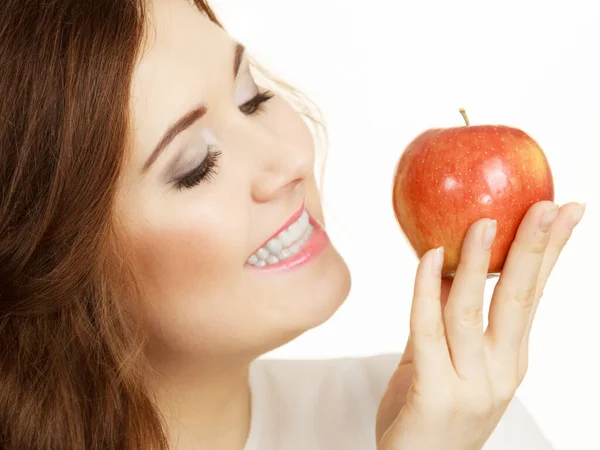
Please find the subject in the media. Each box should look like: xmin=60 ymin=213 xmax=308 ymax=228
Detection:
xmin=239 ymin=91 xmax=274 ymax=115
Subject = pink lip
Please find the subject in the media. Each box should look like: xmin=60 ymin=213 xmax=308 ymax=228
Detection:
xmin=250 ymin=199 xmax=306 ymax=255
xmin=246 ymin=214 xmax=329 ymax=273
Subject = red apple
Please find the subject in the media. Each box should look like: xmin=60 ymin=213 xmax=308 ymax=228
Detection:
xmin=392 ymin=110 xmax=554 ymax=278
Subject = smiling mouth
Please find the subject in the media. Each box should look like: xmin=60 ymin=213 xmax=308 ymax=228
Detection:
xmin=246 ymin=208 xmax=314 ymax=267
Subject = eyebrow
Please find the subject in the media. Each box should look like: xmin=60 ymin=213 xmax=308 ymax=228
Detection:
xmin=234 ymin=42 xmax=245 ymax=78
xmin=142 ymin=42 xmax=246 ymax=174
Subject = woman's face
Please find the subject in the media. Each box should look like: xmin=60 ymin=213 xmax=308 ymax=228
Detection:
xmin=116 ymin=0 xmax=350 ymax=363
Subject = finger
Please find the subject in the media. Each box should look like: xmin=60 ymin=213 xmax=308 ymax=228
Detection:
xmin=520 ymin=202 xmax=586 ymax=358
xmin=525 ymin=202 xmax=585 ymax=336
xmin=444 ymin=218 xmax=495 ymax=379
xmin=486 ymin=201 xmax=558 ymax=358
xmin=410 ymin=247 xmax=452 ymax=381
xmin=400 ymin=278 xmax=453 ymax=365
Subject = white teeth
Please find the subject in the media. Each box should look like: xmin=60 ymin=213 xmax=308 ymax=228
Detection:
xmin=289 ymin=242 xmax=300 ymax=255
xmin=278 ymin=230 xmax=294 ymax=247
xmin=286 ymin=211 xmax=309 ymax=243
xmin=266 ymin=238 xmax=283 ymax=254
xmin=256 ymin=248 xmax=270 ymax=261
xmin=287 ymin=222 xmax=299 ymax=236
xmin=266 ymin=255 xmax=279 ymax=265
xmin=299 ymin=210 xmax=309 ymax=228
xmin=301 ymin=225 xmax=314 ymax=242
xmin=247 ymin=209 xmax=315 ymax=267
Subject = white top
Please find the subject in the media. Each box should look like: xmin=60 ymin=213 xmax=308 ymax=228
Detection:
xmin=244 ymin=354 xmax=553 ymax=450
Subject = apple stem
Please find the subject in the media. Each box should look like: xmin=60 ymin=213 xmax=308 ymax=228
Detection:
xmin=459 ymin=108 xmax=470 ymax=126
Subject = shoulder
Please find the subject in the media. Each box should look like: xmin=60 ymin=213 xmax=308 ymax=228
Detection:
xmin=250 ymin=354 xmax=553 ymax=449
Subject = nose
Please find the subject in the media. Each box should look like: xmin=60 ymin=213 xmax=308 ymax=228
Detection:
xmin=250 ymin=134 xmax=314 ymax=203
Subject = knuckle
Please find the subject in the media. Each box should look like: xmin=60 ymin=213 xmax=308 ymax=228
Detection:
xmin=512 ymin=285 xmax=537 ymax=309
xmin=414 ymin=320 xmax=446 ymax=341
xmin=459 ymin=306 xmax=483 ymax=328
xmin=550 ymin=230 xmax=571 ymax=250
xmin=514 ymin=228 xmax=548 ymax=255
xmin=531 ymin=235 xmax=549 ymax=254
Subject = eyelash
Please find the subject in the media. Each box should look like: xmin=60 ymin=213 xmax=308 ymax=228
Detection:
xmin=239 ymin=90 xmax=274 ymax=115
xmin=174 ymin=90 xmax=274 ymax=191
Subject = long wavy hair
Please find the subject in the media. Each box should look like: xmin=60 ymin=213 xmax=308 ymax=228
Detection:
xmin=0 ymin=1 xmax=325 ymax=448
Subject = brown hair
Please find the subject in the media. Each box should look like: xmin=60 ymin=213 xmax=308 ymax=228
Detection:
xmin=0 ymin=1 xmax=325 ymax=449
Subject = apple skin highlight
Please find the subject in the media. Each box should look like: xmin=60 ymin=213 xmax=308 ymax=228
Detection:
xmin=392 ymin=122 xmax=554 ymax=278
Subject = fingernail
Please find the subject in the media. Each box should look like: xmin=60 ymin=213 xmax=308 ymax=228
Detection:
xmin=432 ymin=247 xmax=444 ymax=276
xmin=568 ymin=203 xmax=586 ymax=230
xmin=482 ymin=220 xmax=497 ymax=250
xmin=539 ymin=205 xmax=559 ymax=232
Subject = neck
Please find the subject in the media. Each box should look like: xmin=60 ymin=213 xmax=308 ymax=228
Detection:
xmin=146 ymin=356 xmax=253 ymax=450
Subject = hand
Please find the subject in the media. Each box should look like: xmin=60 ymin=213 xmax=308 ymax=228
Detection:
xmin=376 ymin=201 xmax=586 ymax=450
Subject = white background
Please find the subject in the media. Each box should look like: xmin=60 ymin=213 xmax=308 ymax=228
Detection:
xmin=211 ymin=1 xmax=599 ymax=448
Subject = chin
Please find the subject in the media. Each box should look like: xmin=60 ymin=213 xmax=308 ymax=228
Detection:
xmin=271 ymin=243 xmax=352 ymax=344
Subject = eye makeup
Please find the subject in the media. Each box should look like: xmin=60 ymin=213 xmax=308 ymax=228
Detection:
xmin=171 ymin=127 xmax=222 ymax=191
xmin=166 ymin=88 xmax=274 ymax=191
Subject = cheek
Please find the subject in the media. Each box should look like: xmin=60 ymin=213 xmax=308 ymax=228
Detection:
xmin=134 ymin=224 xmax=220 ymax=288
xmin=126 ymin=207 xmax=260 ymax=355
xmin=127 ymin=210 xmax=246 ymax=321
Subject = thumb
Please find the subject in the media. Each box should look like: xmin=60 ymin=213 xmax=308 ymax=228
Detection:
xmin=399 ymin=277 xmax=454 ymax=365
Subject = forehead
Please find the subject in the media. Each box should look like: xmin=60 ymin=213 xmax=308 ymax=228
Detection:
xmin=128 ymin=0 xmax=232 ymax=170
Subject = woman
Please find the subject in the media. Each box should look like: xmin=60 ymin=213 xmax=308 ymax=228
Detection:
xmin=0 ymin=0 xmax=585 ymax=449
